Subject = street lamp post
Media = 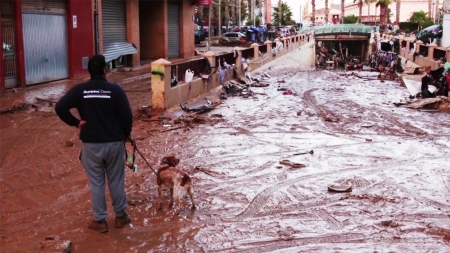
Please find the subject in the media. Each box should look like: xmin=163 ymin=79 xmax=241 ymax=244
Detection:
xmin=219 ymin=0 xmax=221 ymax=36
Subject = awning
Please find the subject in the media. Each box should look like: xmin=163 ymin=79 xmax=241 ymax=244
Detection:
xmin=103 ymin=42 xmax=138 ymax=63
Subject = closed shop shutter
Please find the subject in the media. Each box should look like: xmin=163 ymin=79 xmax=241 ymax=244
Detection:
xmin=21 ymin=0 xmax=69 ymax=85
xmin=167 ymin=2 xmax=180 ymax=59
xmin=22 ymin=0 xmax=66 ymax=15
xmin=102 ymin=0 xmax=137 ymax=63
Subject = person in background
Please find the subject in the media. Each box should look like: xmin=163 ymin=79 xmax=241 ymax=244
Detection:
xmin=55 ymin=54 xmax=133 ymax=233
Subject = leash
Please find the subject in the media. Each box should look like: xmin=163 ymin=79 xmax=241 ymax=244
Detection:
xmin=126 ymin=138 xmax=159 ymax=177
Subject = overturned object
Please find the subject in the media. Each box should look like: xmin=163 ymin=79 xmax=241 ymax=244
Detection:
xmin=180 ymin=99 xmax=219 ymax=112
xmin=328 ymin=183 xmax=352 ymax=192
xmin=403 ymin=96 xmax=450 ymax=112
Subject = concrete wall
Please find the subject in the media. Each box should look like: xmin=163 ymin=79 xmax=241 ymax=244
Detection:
xmin=443 ymin=13 xmax=450 ymax=48
xmin=151 ymin=34 xmax=308 ymax=111
xmin=139 ymin=0 xmax=166 ymax=60
xmin=397 ymin=36 xmax=450 ymax=70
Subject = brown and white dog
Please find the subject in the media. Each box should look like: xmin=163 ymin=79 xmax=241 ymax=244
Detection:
xmin=157 ymin=155 xmax=195 ymax=210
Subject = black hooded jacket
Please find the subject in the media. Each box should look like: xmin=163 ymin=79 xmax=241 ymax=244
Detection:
xmin=55 ymin=76 xmax=133 ymax=143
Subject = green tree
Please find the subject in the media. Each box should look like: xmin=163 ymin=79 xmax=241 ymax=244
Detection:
xmin=408 ymin=11 xmax=434 ymax=27
xmin=272 ymin=1 xmax=293 ymax=26
xmin=343 ymin=15 xmax=359 ymax=24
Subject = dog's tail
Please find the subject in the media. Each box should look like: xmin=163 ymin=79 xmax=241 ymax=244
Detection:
xmin=180 ymin=174 xmax=191 ymax=187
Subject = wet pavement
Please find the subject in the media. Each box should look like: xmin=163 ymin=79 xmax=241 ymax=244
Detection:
xmin=2 ymin=42 xmax=450 ymax=252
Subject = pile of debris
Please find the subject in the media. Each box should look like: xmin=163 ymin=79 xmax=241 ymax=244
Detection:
xmin=221 ymin=68 xmax=271 ymax=98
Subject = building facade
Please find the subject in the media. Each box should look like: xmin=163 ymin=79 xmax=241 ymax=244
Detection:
xmin=344 ymin=0 xmax=443 ymax=24
xmin=303 ymin=2 xmax=341 ymax=24
xmin=1 ymin=0 xmax=195 ymax=92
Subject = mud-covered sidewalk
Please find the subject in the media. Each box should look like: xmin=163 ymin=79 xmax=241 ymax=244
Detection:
xmin=2 ymin=42 xmax=450 ymax=252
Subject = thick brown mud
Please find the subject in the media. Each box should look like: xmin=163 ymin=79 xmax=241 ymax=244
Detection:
xmin=2 ymin=47 xmax=450 ymax=252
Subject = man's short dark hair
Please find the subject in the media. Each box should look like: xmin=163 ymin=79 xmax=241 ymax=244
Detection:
xmin=88 ymin=55 xmax=106 ymax=76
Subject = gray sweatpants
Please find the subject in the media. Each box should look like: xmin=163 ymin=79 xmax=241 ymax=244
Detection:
xmin=81 ymin=141 xmax=127 ymax=221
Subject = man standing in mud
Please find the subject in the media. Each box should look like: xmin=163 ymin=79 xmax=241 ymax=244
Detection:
xmin=55 ymin=55 xmax=133 ymax=233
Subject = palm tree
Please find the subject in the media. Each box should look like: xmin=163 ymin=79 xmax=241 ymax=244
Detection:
xmin=396 ymin=0 xmax=400 ymax=24
xmin=354 ymin=0 xmax=372 ymax=23
xmin=231 ymin=0 xmax=236 ymax=26
xmin=325 ymin=0 xmax=329 ymax=23
xmin=341 ymin=0 xmax=345 ymax=24
xmin=375 ymin=0 xmax=394 ymax=32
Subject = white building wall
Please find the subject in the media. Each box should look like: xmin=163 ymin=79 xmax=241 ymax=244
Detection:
xmin=344 ymin=0 xmax=443 ymax=22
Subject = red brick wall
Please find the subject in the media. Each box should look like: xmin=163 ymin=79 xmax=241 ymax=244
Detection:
xmin=0 ymin=9 xmax=4 ymax=93
xmin=126 ymin=0 xmax=140 ymax=67
xmin=67 ymin=0 xmax=95 ymax=79
xmin=139 ymin=0 xmax=167 ymax=60
xmin=180 ymin=1 xmax=195 ymax=58
xmin=14 ymin=0 xmax=25 ymax=87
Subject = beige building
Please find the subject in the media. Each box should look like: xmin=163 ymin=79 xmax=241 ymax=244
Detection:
xmin=344 ymin=0 xmax=443 ymax=23
xmin=303 ymin=2 xmax=341 ymax=23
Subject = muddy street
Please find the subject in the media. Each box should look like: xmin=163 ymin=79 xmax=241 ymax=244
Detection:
xmin=2 ymin=43 xmax=450 ymax=252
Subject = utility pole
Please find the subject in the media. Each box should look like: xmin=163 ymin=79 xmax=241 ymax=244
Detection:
xmin=219 ymin=0 xmax=221 ymax=36
xmin=253 ymin=0 xmax=256 ymax=27
xmin=300 ymin=5 xmax=302 ymax=23
xmin=239 ymin=0 xmax=241 ymax=27
xmin=208 ymin=5 xmax=212 ymax=50
xmin=278 ymin=0 xmax=282 ymax=26
xmin=435 ymin=0 xmax=440 ymax=24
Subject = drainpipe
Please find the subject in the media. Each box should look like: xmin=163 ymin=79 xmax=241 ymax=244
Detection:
xmin=94 ymin=0 xmax=100 ymax=55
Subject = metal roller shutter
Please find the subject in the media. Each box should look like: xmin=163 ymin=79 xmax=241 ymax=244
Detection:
xmin=167 ymin=2 xmax=180 ymax=59
xmin=22 ymin=0 xmax=66 ymax=15
xmin=102 ymin=0 xmax=137 ymax=63
xmin=21 ymin=0 xmax=69 ymax=85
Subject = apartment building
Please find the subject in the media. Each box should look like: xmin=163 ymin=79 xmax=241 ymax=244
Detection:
xmin=1 ymin=0 xmax=195 ymax=91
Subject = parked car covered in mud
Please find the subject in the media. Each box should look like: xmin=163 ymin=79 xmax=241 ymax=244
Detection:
xmin=414 ymin=24 xmax=443 ymax=44
xmin=219 ymin=32 xmax=247 ymax=45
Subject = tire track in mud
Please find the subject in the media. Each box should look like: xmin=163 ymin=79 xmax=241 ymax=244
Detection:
xmin=228 ymin=233 xmax=366 ymax=253
xmin=299 ymin=86 xmax=428 ymax=138
xmin=314 ymin=209 xmax=344 ymax=230
xmin=302 ymin=88 xmax=333 ymax=128
xmin=382 ymin=177 xmax=450 ymax=211
xmin=231 ymin=157 xmax=423 ymax=221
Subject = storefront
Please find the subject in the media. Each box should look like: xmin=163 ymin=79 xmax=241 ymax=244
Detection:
xmin=21 ymin=0 xmax=69 ymax=85
xmin=1 ymin=0 xmax=17 ymax=90
xmin=101 ymin=0 xmax=137 ymax=66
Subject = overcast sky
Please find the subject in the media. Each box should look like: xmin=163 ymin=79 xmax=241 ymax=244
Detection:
xmin=283 ymin=0 xmax=304 ymax=22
